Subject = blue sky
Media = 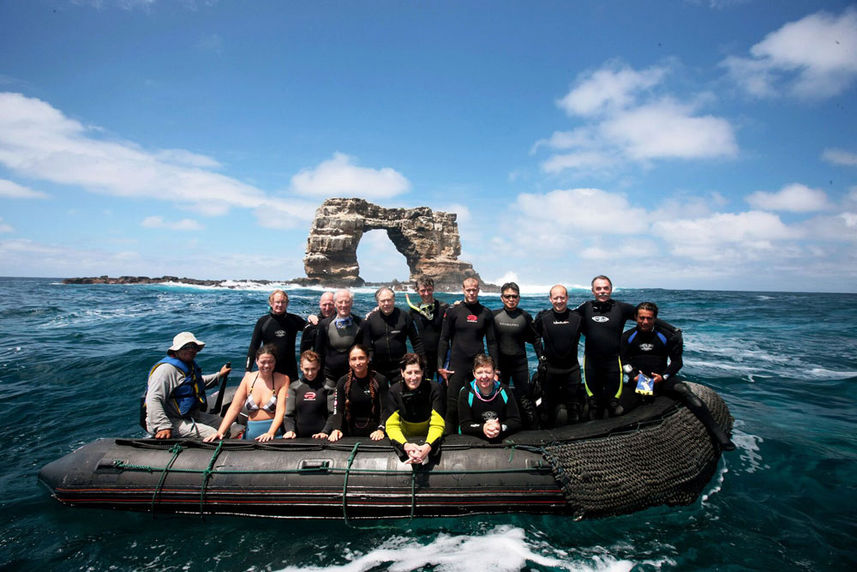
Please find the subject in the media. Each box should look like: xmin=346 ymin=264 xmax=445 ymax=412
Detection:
xmin=1 ymin=0 xmax=856 ymax=292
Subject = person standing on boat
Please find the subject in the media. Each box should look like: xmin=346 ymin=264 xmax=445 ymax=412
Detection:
xmin=458 ymin=354 xmax=521 ymax=442
xmin=145 ymin=332 xmax=232 ymax=440
xmin=282 ymin=350 xmax=333 ymax=439
xmin=620 ymin=302 xmax=735 ymax=451
xmin=314 ymin=289 xmax=363 ymax=386
xmin=437 ymin=276 xmax=499 ymax=432
xmin=406 ymin=276 xmax=448 ymax=384
xmin=206 ymin=344 xmax=289 ymax=442
xmin=300 ymin=291 xmax=335 ymax=353
xmin=245 ymin=289 xmax=306 ymax=382
xmin=360 ymin=287 xmax=426 ymax=384
xmin=325 ymin=344 xmax=390 ymax=442
xmin=493 ymin=282 xmax=540 ymax=424
xmin=385 ymin=353 xmax=445 ymax=464
xmin=574 ymin=275 xmax=653 ymax=418
xmin=533 ymin=284 xmax=584 ymax=426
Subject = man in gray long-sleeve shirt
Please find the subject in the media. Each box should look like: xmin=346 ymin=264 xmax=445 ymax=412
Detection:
xmin=145 ymin=331 xmax=231 ymax=439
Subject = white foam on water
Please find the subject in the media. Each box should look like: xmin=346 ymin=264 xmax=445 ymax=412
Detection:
xmin=731 ymin=427 xmax=765 ymax=475
xmin=276 ymin=525 xmax=672 ymax=572
xmin=701 ymin=462 xmax=729 ymax=504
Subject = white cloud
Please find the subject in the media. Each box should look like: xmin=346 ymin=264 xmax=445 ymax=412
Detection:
xmin=514 ymin=189 xmax=649 ymax=250
xmin=723 ymin=8 xmax=857 ymax=99
xmin=746 ymin=183 xmax=830 ymax=212
xmin=557 ymin=62 xmax=667 ymax=117
xmin=541 ymin=151 xmax=619 ymax=174
xmin=800 ymin=211 xmax=857 ymax=242
xmin=822 ymin=148 xmax=857 ymax=166
xmin=438 ymin=202 xmax=471 ymax=224
xmin=0 ymin=178 xmax=49 ymax=199
xmin=290 ymin=152 xmax=411 ymax=199
xmin=653 ymin=211 xmax=799 ymax=261
xmin=254 ymin=198 xmax=320 ymax=230
xmin=0 ymin=217 xmax=13 ymax=233
xmin=538 ymin=62 xmax=737 ymax=175
xmin=580 ymin=238 xmax=659 ymax=260
xmin=141 ymin=216 xmax=204 ymax=231
xmin=0 ymin=92 xmax=271 ymax=215
xmin=601 ymin=98 xmax=738 ymax=161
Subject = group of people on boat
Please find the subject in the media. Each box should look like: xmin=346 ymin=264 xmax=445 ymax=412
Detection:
xmin=142 ymin=274 xmax=734 ymax=462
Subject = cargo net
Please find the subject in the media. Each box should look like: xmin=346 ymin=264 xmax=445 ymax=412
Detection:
xmin=542 ymin=382 xmax=733 ymax=519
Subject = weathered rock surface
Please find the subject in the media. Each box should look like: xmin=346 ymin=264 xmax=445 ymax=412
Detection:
xmin=303 ymin=198 xmax=480 ymax=289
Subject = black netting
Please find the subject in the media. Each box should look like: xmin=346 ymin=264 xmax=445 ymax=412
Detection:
xmin=542 ymin=383 xmax=733 ymax=519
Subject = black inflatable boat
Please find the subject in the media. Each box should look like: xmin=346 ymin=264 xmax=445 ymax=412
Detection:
xmin=38 ymin=382 xmax=733 ymax=521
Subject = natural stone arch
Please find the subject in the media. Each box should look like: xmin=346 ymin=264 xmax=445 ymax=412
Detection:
xmin=303 ymin=197 xmax=480 ymax=288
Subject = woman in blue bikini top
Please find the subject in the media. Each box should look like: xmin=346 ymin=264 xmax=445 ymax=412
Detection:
xmin=205 ymin=343 xmax=290 ymax=442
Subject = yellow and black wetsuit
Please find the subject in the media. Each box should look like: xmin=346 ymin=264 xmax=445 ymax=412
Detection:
xmin=385 ymin=381 xmax=445 ymax=462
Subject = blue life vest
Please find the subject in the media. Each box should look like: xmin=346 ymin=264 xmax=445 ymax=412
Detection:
xmin=627 ymin=330 xmax=668 ymax=346
xmin=150 ymin=357 xmax=206 ymax=417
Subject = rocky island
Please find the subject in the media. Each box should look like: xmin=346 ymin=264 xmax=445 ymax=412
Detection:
xmin=64 ymin=198 xmax=488 ymax=291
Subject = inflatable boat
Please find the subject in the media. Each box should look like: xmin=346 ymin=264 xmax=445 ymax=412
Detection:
xmin=38 ymin=382 xmax=732 ymax=521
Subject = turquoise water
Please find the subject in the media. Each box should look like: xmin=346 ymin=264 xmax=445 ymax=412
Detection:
xmin=1 ymin=277 xmax=855 ymax=570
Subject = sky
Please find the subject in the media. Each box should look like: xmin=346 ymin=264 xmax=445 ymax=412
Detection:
xmin=1 ymin=0 xmax=856 ymax=293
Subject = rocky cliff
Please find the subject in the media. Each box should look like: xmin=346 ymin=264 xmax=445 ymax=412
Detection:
xmin=303 ymin=198 xmax=480 ymax=288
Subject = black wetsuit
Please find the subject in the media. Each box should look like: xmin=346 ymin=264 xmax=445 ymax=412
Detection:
xmin=436 ymin=301 xmax=499 ymax=430
xmin=620 ymin=325 xmax=734 ymax=449
xmin=385 ymin=380 xmax=445 ymax=461
xmin=314 ymin=314 xmax=363 ymax=384
xmin=492 ymin=308 xmax=539 ymax=399
xmin=457 ymin=381 xmax=521 ymax=442
xmin=282 ymin=376 xmax=332 ymax=437
xmin=533 ymin=307 xmax=584 ymax=424
xmin=574 ymin=299 xmax=637 ymax=415
xmin=359 ymin=308 xmax=425 ymax=383
xmin=325 ymin=371 xmax=390 ymax=437
xmin=246 ymin=312 xmax=307 ymax=380
xmin=300 ymin=313 xmax=330 ymax=354
xmin=408 ymin=299 xmax=448 ymax=383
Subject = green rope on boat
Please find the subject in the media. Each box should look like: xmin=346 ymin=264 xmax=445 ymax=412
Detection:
xmin=199 ymin=439 xmax=224 ymax=517
xmin=150 ymin=442 xmax=183 ymax=515
xmin=341 ymin=442 xmax=361 ymax=524
xmin=410 ymin=469 xmax=417 ymax=519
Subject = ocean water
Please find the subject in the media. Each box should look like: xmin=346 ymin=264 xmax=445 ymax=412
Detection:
xmin=1 ymin=277 xmax=855 ymax=571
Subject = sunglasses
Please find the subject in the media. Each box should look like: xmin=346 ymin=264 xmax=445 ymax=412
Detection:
xmin=502 ymin=294 xmax=519 ymax=299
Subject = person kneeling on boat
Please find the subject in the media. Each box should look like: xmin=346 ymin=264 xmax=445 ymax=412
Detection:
xmin=458 ymin=354 xmax=521 ymax=442
xmin=620 ymin=302 xmax=735 ymax=451
xmin=205 ymin=344 xmax=289 ymax=442
xmin=145 ymin=332 xmax=232 ymax=440
xmin=282 ymin=350 xmax=334 ymax=439
xmin=325 ymin=344 xmax=390 ymax=442
xmin=385 ymin=353 xmax=445 ymax=464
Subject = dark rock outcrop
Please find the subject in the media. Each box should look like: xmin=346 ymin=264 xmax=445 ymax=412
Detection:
xmin=303 ymin=198 xmax=480 ymax=289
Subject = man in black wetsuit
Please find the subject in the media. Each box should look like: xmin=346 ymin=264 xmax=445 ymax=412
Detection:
xmin=621 ymin=302 xmax=735 ymax=450
xmin=300 ymin=291 xmax=335 ymax=354
xmin=493 ymin=282 xmax=540 ymax=424
xmin=359 ymin=286 xmax=425 ymax=384
xmin=573 ymin=275 xmax=642 ymax=418
xmin=533 ymin=284 xmax=584 ymax=425
xmin=314 ymin=289 xmax=363 ymax=385
xmin=245 ymin=289 xmax=306 ymax=381
xmin=406 ymin=276 xmax=448 ymax=384
xmin=437 ymin=276 xmax=498 ymax=432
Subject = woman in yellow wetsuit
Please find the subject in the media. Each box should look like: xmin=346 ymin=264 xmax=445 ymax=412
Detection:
xmin=385 ymin=353 xmax=445 ymax=464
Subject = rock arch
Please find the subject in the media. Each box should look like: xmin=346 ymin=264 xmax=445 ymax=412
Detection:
xmin=303 ymin=198 xmax=480 ymax=288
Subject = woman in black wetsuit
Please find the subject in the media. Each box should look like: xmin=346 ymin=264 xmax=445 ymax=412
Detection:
xmin=282 ymin=350 xmax=333 ymax=439
xmin=326 ymin=344 xmax=389 ymax=442
xmin=458 ymin=354 xmax=521 ymax=442
xmin=385 ymin=353 xmax=445 ymax=464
